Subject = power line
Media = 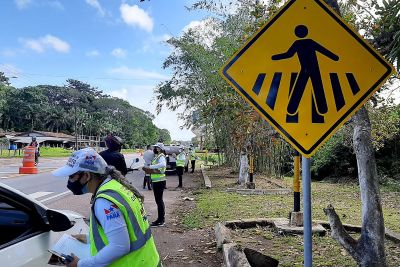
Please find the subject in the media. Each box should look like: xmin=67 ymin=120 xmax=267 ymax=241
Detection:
xmin=21 ymin=72 xmax=168 ymax=81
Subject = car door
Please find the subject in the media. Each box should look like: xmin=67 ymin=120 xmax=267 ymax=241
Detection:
xmin=0 ymin=185 xmax=53 ymax=266
xmin=0 ymin=184 xmax=88 ymax=267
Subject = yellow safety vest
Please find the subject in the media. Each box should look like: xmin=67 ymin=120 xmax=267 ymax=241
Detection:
xmin=190 ymin=151 xmax=196 ymax=161
xmin=176 ymin=152 xmax=185 ymax=167
xmin=89 ymin=179 xmax=160 ymax=266
xmin=150 ymin=153 xmax=166 ymax=183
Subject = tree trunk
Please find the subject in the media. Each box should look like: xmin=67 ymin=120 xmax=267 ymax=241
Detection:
xmin=322 ymin=0 xmax=387 ymax=266
xmin=325 ymin=108 xmax=386 ymax=266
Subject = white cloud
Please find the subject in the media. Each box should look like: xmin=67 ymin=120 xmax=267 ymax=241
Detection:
xmin=137 ymin=34 xmax=172 ymax=54
xmin=120 ymin=4 xmax=153 ymax=32
xmin=47 ymin=1 xmax=64 ymax=10
xmin=21 ymin=35 xmax=70 ymax=53
xmin=111 ymin=48 xmax=127 ymax=58
xmin=108 ymin=66 xmax=169 ymax=80
xmin=15 ymin=0 xmax=32 ymax=9
xmin=86 ymin=0 xmax=105 ymax=17
xmin=0 ymin=64 xmax=22 ymax=79
xmin=1 ymin=49 xmax=17 ymax=57
xmin=86 ymin=50 xmax=100 ymax=57
xmin=182 ymin=18 xmax=221 ymax=48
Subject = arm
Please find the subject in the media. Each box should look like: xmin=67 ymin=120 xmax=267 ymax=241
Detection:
xmin=314 ymin=41 xmax=339 ymax=61
xmin=271 ymin=43 xmax=297 ymax=60
xmin=78 ymin=198 xmax=130 ymax=267
xmin=119 ymin=154 xmax=128 ymax=176
xmin=149 ymin=155 xmax=166 ymax=170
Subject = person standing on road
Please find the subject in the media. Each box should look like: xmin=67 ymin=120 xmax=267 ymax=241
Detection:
xmin=176 ymin=148 xmax=186 ymax=188
xmin=142 ymin=145 xmax=154 ymax=190
xmin=52 ymin=148 xmax=160 ymax=267
xmin=143 ymin=143 xmax=166 ymax=227
xmin=29 ymin=137 xmax=40 ymax=165
xmin=189 ymin=146 xmax=196 ymax=173
xmin=99 ymin=134 xmax=127 ymax=176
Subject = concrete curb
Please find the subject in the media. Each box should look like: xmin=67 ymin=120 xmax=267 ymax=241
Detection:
xmin=215 ymin=222 xmax=232 ymax=249
xmin=226 ymin=188 xmax=291 ymax=195
xmin=200 ymin=164 xmax=212 ymax=189
xmin=222 ymin=243 xmax=251 ymax=267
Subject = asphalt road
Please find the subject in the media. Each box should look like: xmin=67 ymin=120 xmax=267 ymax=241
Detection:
xmin=0 ymin=154 xmax=144 ymax=217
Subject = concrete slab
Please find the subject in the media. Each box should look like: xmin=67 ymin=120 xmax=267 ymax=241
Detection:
xmin=273 ymin=218 xmax=326 ymax=236
xmin=226 ymin=188 xmax=291 ymax=195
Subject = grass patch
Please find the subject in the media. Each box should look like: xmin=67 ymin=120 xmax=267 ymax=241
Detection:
xmin=231 ymin=227 xmax=400 ymax=267
xmin=182 ymin=167 xmax=400 ymax=233
xmin=39 ymin=147 xmax=72 ymax=157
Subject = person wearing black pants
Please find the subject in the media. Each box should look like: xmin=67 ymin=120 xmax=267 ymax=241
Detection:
xmin=176 ymin=148 xmax=185 ymax=187
xmin=143 ymin=142 xmax=167 ymax=227
xmin=152 ymin=180 xmax=166 ymax=223
xmin=143 ymin=145 xmax=154 ymax=190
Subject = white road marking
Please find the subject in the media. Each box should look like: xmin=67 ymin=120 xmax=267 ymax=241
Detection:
xmin=41 ymin=191 xmax=71 ymax=204
xmin=28 ymin=191 xmax=53 ymax=199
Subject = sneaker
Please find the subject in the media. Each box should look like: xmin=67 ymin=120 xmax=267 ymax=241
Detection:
xmin=150 ymin=221 xmax=165 ymax=227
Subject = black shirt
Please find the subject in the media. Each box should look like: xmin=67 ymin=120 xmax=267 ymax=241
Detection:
xmin=99 ymin=149 xmax=128 ymax=176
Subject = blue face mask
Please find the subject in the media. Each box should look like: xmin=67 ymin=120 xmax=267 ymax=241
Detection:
xmin=67 ymin=173 xmax=89 ymax=195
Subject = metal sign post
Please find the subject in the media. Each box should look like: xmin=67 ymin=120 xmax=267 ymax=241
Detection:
xmin=302 ymin=156 xmax=312 ymax=267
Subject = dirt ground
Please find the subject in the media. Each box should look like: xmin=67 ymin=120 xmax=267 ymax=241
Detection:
xmin=151 ymin=170 xmax=223 ymax=267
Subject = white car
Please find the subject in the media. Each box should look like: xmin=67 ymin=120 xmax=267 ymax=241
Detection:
xmin=0 ymin=182 xmax=88 ymax=266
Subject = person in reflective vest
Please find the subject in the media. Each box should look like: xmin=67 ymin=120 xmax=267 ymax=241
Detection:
xmin=143 ymin=142 xmax=166 ymax=227
xmin=176 ymin=148 xmax=186 ymax=188
xmin=52 ymin=148 xmax=160 ymax=267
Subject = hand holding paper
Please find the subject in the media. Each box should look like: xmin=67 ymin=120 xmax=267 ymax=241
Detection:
xmin=142 ymin=167 xmax=161 ymax=174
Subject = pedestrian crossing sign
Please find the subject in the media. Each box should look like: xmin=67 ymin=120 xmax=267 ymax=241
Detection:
xmin=220 ymin=0 xmax=395 ymax=157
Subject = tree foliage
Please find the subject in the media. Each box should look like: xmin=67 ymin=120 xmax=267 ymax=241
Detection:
xmin=0 ymin=79 xmax=170 ymax=147
xmin=155 ymin=0 xmax=292 ymax=175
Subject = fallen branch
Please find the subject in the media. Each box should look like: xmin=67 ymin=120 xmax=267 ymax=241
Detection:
xmin=323 ymin=204 xmax=359 ymax=261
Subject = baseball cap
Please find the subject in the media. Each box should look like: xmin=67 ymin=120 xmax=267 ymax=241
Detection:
xmin=52 ymin=148 xmax=107 ymax=177
xmin=153 ymin=142 xmax=165 ymax=150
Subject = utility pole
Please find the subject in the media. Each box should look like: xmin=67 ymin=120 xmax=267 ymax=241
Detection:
xmin=74 ymin=106 xmax=78 ymax=150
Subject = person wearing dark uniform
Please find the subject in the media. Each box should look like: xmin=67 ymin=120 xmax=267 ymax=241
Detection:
xmin=99 ymin=134 xmax=127 ymax=176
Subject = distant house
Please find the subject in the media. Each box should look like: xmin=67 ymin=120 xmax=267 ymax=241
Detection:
xmin=7 ymin=131 xmax=74 ymax=148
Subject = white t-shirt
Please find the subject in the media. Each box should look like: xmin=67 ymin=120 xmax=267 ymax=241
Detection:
xmin=78 ymin=180 xmax=131 ymax=267
xmin=143 ymin=150 xmax=155 ymax=167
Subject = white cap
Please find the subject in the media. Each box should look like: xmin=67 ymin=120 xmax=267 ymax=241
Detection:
xmin=52 ymin=148 xmax=107 ymax=177
xmin=154 ymin=142 xmax=165 ymax=150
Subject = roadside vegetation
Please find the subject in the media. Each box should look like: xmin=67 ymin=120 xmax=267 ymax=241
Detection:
xmin=178 ymin=166 xmax=400 ymax=266
xmin=0 ymin=79 xmax=171 ymax=148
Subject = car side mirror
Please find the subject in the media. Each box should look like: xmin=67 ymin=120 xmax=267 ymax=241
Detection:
xmin=46 ymin=209 xmax=74 ymax=232
xmin=135 ymin=158 xmax=139 ymax=162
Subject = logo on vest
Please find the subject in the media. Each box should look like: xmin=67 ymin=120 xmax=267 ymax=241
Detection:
xmin=104 ymin=204 xmax=120 ymax=220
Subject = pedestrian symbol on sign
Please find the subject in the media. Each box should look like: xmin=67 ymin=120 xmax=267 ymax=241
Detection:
xmin=220 ymin=0 xmax=395 ymax=157
xmin=272 ymin=25 xmax=341 ymax=123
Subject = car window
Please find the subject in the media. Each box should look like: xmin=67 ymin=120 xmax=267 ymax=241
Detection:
xmin=0 ymin=198 xmax=38 ymax=248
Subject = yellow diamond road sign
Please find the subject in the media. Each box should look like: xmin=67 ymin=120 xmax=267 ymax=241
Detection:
xmin=220 ymin=0 xmax=395 ymax=157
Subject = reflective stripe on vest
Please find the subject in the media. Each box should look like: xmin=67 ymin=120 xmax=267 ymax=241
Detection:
xmin=91 ymin=189 xmax=152 ymax=253
xmin=176 ymin=152 xmax=185 ymax=167
xmin=150 ymin=153 xmax=166 ymax=182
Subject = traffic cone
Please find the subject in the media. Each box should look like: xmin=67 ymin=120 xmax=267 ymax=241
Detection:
xmin=19 ymin=146 xmax=38 ymax=174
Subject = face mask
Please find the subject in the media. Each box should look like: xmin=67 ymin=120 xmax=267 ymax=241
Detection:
xmin=67 ymin=174 xmax=89 ymax=195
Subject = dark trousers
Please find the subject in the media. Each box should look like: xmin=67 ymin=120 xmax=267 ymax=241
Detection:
xmin=176 ymin=166 xmax=184 ymax=187
xmin=191 ymin=160 xmax=196 ymax=173
xmin=143 ymin=175 xmax=152 ymax=190
xmin=153 ymin=181 xmax=166 ymax=222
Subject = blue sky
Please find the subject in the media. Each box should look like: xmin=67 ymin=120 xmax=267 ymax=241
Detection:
xmin=0 ymin=0 xmax=207 ymax=141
